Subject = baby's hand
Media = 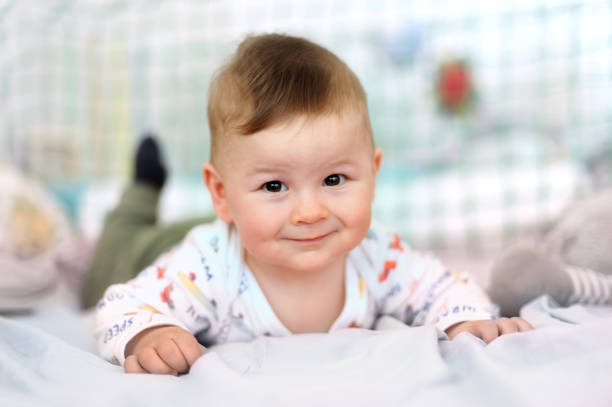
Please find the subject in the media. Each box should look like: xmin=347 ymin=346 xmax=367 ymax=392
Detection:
xmin=124 ymin=325 xmax=205 ymax=375
xmin=445 ymin=317 xmax=533 ymax=343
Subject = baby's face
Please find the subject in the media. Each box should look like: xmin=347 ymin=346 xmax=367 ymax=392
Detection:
xmin=214 ymin=111 xmax=381 ymax=274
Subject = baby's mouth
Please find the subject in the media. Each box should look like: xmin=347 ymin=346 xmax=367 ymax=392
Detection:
xmin=287 ymin=232 xmax=333 ymax=243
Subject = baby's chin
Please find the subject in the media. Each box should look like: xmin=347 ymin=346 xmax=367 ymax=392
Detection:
xmin=285 ymin=253 xmax=345 ymax=273
xmin=248 ymin=248 xmax=349 ymax=275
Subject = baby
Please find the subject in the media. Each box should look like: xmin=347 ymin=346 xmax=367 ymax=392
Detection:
xmin=95 ymin=33 xmax=532 ymax=375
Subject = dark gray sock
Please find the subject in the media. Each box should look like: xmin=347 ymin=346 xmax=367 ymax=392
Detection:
xmin=135 ymin=133 xmax=167 ymax=189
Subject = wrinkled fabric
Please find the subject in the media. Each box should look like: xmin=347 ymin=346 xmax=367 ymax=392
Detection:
xmin=1 ymin=295 xmax=611 ymax=407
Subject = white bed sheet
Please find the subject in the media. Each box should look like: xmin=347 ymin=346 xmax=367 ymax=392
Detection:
xmin=1 ymin=296 xmax=611 ymax=407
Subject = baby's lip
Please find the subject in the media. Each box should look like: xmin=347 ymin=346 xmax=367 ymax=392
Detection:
xmin=287 ymin=232 xmax=333 ymax=243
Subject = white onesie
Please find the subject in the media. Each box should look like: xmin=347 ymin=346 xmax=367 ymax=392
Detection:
xmin=95 ymin=219 xmax=496 ymax=365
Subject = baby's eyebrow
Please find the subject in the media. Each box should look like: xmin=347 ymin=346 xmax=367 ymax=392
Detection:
xmin=250 ymin=164 xmax=287 ymax=174
xmin=249 ymin=157 xmax=357 ymax=175
xmin=326 ymin=158 xmax=355 ymax=167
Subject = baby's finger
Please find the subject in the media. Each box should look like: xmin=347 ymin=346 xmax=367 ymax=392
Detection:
xmin=174 ymin=334 xmax=206 ymax=368
xmin=138 ymin=347 xmax=178 ymax=375
xmin=511 ymin=317 xmax=533 ymax=332
xmin=157 ymin=338 xmax=190 ymax=373
xmin=497 ymin=318 xmax=519 ymax=335
xmin=479 ymin=321 xmax=501 ymax=343
xmin=124 ymin=354 xmax=147 ymax=374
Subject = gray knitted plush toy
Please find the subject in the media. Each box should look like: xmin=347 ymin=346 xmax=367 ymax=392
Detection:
xmin=488 ymin=190 xmax=612 ymax=316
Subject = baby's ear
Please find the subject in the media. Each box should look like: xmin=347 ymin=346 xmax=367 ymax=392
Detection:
xmin=202 ymin=163 xmax=232 ymax=223
xmin=370 ymin=147 xmax=383 ymax=202
xmin=373 ymin=147 xmax=382 ymax=174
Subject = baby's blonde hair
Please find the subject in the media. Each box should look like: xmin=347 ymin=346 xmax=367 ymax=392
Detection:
xmin=207 ymin=33 xmax=372 ymax=165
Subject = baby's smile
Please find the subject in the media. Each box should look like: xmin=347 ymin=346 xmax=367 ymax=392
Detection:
xmin=285 ymin=231 xmax=335 ymax=244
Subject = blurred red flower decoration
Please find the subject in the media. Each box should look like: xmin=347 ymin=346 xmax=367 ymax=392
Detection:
xmin=436 ymin=59 xmax=474 ymax=114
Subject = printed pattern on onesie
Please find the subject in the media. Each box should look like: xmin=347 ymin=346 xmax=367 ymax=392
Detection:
xmin=95 ymin=219 xmax=497 ymax=366
xmin=356 ymin=223 xmax=497 ymax=332
xmin=95 ymin=219 xmax=240 ymax=365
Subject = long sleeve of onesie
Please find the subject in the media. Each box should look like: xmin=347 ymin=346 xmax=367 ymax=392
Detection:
xmin=95 ymin=222 xmax=235 ymax=365
xmin=366 ymin=228 xmax=497 ymax=331
xmin=355 ymin=225 xmax=497 ymax=333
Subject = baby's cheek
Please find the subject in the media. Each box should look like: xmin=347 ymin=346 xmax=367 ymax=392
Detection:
xmin=346 ymin=188 xmax=372 ymax=217
xmin=238 ymin=207 xmax=285 ymax=251
xmin=339 ymin=196 xmax=372 ymax=238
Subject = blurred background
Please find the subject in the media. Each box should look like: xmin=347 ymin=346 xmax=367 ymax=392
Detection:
xmin=1 ymin=0 xmax=611 ymax=262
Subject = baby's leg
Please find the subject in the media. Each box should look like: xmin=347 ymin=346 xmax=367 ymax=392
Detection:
xmin=81 ymin=183 xmax=162 ymax=308
xmin=81 ymin=135 xmax=170 ymax=308
xmin=81 ymin=184 xmax=212 ymax=309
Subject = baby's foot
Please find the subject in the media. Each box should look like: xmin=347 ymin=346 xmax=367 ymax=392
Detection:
xmin=135 ymin=133 xmax=167 ymax=189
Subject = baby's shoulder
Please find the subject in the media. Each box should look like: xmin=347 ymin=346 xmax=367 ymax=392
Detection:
xmin=350 ymin=221 xmax=404 ymax=277
xmin=163 ymin=219 xmax=244 ymax=293
xmin=185 ymin=218 xmax=232 ymax=254
xmin=352 ymin=221 xmax=437 ymax=285
xmin=356 ymin=220 xmax=410 ymax=255
xmin=154 ymin=219 xmax=235 ymax=276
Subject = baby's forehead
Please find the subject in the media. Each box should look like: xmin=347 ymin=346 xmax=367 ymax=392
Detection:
xmin=250 ymin=120 xmax=368 ymax=151
xmin=212 ymin=110 xmax=373 ymax=172
xmin=215 ymin=117 xmax=372 ymax=173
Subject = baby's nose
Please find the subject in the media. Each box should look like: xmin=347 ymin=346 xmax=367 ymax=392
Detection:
xmin=290 ymin=195 xmax=329 ymax=225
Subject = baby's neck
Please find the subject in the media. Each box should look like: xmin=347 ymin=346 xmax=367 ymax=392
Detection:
xmin=246 ymin=255 xmax=347 ymax=333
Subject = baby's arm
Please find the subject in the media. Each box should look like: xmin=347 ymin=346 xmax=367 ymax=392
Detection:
xmin=95 ymin=231 xmax=223 ymax=373
xmin=373 ymin=231 xmax=532 ymax=342
xmin=95 ymin=280 xmax=195 ymax=371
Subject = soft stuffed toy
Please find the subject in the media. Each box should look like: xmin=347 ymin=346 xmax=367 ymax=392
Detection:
xmin=488 ymin=189 xmax=612 ymax=316
xmin=0 ymin=163 xmax=89 ymax=311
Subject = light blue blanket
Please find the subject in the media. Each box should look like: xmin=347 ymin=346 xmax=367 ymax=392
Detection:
xmin=1 ymin=296 xmax=611 ymax=407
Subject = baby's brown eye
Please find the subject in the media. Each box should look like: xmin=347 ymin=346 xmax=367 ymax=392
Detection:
xmin=262 ymin=181 xmax=286 ymax=192
xmin=323 ymin=174 xmax=345 ymax=187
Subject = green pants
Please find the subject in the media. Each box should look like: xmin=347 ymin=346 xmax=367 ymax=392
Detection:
xmin=81 ymin=183 xmax=214 ymax=309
